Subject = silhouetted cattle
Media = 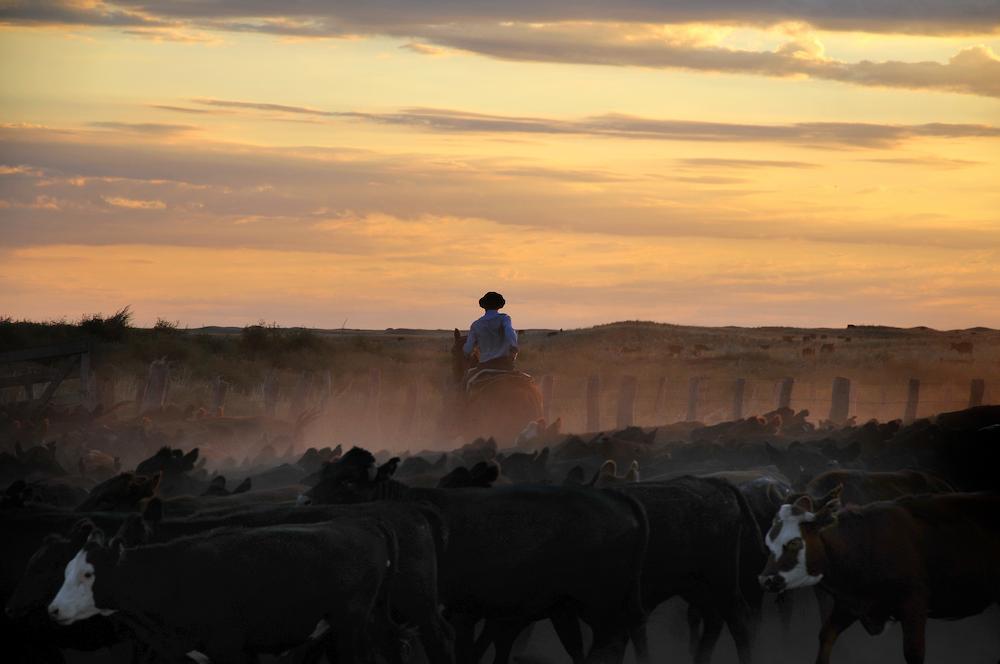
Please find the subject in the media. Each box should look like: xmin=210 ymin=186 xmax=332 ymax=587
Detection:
xmin=765 ymin=441 xmax=839 ymax=488
xmin=303 ymin=447 xmax=648 ymax=664
xmin=805 ymin=469 xmax=953 ymax=506
xmin=820 ymin=343 xmax=835 ymax=354
xmin=760 ymin=492 xmax=1000 ymax=664
xmin=436 ymin=461 xmax=499 ymax=488
xmin=802 ymin=347 xmax=816 ymax=357
xmin=950 ymin=341 xmax=973 ymax=355
xmin=495 ymin=448 xmax=549 ymax=483
xmin=590 ymin=459 xmax=640 ymax=487
xmin=8 ymin=500 xmax=454 ymax=663
xmin=46 ymin=515 xmax=408 ymax=663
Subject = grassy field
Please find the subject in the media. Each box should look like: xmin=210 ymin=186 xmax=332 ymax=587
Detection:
xmin=2 ymin=314 xmax=997 ymax=449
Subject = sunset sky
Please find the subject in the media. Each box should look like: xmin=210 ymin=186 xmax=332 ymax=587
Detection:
xmin=1 ymin=2 xmax=998 ymax=330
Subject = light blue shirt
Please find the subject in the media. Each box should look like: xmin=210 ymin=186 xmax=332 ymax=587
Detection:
xmin=463 ymin=310 xmax=518 ymax=362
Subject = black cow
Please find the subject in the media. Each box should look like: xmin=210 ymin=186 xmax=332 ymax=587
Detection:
xmin=530 ymin=476 xmax=765 ymax=664
xmin=614 ymin=478 xmax=763 ymax=664
xmin=7 ymin=500 xmax=455 ymax=664
xmin=303 ymin=447 xmax=648 ymax=664
xmin=47 ymin=516 xmax=407 ymax=663
xmin=759 ymin=492 xmax=1000 ymax=664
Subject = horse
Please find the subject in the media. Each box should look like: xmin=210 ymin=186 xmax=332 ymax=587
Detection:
xmin=450 ymin=330 xmax=543 ymax=446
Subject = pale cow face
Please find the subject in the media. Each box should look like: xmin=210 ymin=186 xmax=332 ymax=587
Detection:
xmin=759 ymin=496 xmax=826 ymax=592
xmin=48 ymin=549 xmax=115 ymax=624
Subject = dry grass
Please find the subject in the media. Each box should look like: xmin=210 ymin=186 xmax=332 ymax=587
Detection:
xmin=2 ymin=319 xmax=997 ymax=449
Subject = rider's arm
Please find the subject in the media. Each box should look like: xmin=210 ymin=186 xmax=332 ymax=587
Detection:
xmin=503 ymin=315 xmax=518 ymax=353
xmin=463 ymin=325 xmax=478 ymax=357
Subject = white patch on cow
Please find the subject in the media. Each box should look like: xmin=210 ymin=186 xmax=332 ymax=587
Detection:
xmin=48 ymin=550 xmax=115 ymax=624
xmin=765 ymin=504 xmax=823 ymax=589
xmin=296 ymin=493 xmax=311 ymax=506
xmin=186 ymin=651 xmax=211 ymax=664
xmin=310 ymin=619 xmax=331 ymax=639
xmin=780 ymin=547 xmax=823 ymax=590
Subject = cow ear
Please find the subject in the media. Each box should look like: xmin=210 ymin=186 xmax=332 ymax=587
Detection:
xmin=824 ymin=483 xmax=844 ymax=504
xmin=183 ymin=448 xmax=199 ymax=469
xmin=87 ymin=528 xmax=106 ymax=546
xmin=792 ymin=495 xmax=813 ymax=514
xmin=375 ymin=457 xmax=400 ymax=482
xmin=813 ymin=500 xmax=841 ymax=529
xmin=69 ymin=519 xmax=96 ymax=546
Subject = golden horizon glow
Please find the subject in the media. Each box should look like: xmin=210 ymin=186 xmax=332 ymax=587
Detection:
xmin=1 ymin=6 xmax=999 ymax=329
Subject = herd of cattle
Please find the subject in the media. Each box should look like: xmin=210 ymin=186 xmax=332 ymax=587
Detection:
xmin=2 ymin=401 xmax=999 ymax=663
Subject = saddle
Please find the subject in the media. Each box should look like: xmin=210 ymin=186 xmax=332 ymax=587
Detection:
xmin=464 ymin=368 xmax=533 ymax=393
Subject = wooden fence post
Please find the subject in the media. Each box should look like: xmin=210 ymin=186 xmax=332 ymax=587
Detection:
xmin=212 ymin=376 xmax=228 ymax=414
xmin=777 ymin=377 xmax=794 ymax=410
xmin=969 ymin=378 xmax=985 ymax=408
xmin=731 ymin=378 xmax=746 ymax=421
xmin=686 ymin=377 xmax=701 ymax=422
xmin=586 ymin=375 xmax=601 ymax=431
xmin=140 ymin=359 xmax=170 ymax=414
xmin=616 ymin=375 xmax=638 ymax=429
xmin=263 ymin=371 xmax=279 ymax=416
xmin=829 ymin=377 xmax=851 ymax=424
xmin=541 ymin=375 xmax=555 ymax=422
xmin=903 ymin=378 xmax=920 ymax=424
xmin=653 ymin=377 xmax=668 ymax=421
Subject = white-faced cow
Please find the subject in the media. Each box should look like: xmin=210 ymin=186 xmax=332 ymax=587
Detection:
xmin=760 ymin=492 xmax=1000 ymax=664
xmin=48 ymin=517 xmax=409 ymax=663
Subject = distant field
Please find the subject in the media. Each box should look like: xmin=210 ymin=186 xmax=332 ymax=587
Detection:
xmin=2 ymin=318 xmax=997 ymax=450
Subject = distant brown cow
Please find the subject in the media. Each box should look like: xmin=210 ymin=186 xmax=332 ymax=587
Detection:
xmin=667 ymin=344 xmax=684 ymax=356
xmin=820 ymin=344 xmax=835 ymax=355
xmin=803 ymin=334 xmax=817 ymax=342
xmin=692 ymin=344 xmax=711 ymax=354
xmin=802 ymin=348 xmax=815 ymax=357
xmin=950 ymin=341 xmax=973 ymax=355
xmin=759 ymin=344 xmax=771 ymax=350
xmin=782 ymin=336 xmax=795 ymax=343
xmin=760 ymin=492 xmax=1000 ymax=664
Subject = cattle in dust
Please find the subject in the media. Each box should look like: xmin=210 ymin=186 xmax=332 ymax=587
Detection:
xmin=760 ymin=492 xmax=1000 ymax=664
xmin=2 ymin=401 xmax=1000 ymax=663
xmin=820 ymin=343 xmax=835 ymax=355
xmin=303 ymin=447 xmax=648 ymax=663
xmin=802 ymin=347 xmax=816 ymax=357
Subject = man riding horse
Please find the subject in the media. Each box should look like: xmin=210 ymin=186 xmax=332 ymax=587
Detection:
xmin=451 ymin=292 xmax=542 ymax=444
xmin=463 ymin=291 xmax=518 ymax=371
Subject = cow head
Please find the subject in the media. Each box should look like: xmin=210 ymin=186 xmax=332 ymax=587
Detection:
xmin=758 ymin=485 xmax=841 ymax=593
xmin=299 ymin=446 xmax=398 ymax=505
xmin=5 ymin=519 xmax=95 ymax=619
xmin=47 ymin=514 xmax=152 ymax=624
